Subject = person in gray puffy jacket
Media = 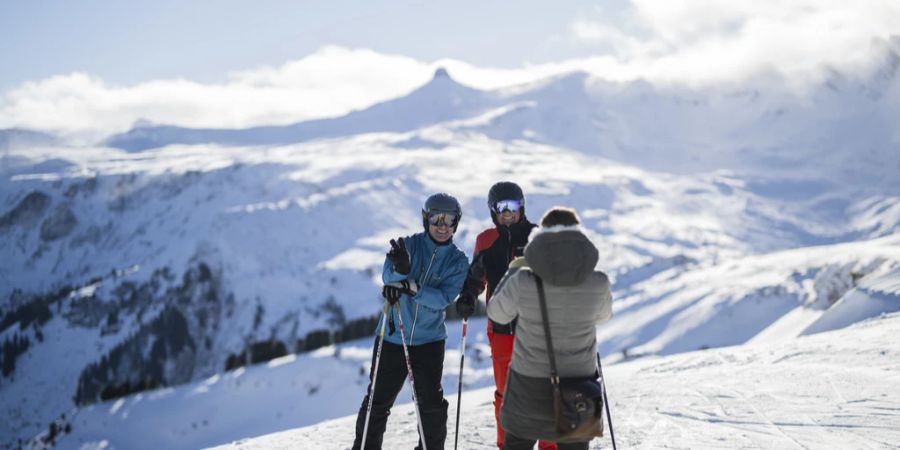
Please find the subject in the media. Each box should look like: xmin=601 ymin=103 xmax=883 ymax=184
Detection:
xmin=487 ymin=206 xmax=613 ymax=450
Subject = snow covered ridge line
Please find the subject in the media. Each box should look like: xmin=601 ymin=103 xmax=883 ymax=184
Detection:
xmin=86 ymin=60 xmax=900 ymax=182
xmin=599 ymin=233 xmax=900 ymax=359
xmin=0 ymin=262 xmax=140 ymax=344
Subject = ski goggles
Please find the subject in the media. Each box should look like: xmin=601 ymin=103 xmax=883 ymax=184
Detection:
xmin=492 ymin=199 xmax=522 ymax=214
xmin=427 ymin=211 xmax=458 ymax=227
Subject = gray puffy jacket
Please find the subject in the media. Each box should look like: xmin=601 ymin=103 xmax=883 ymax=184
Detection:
xmin=487 ymin=224 xmax=613 ymax=378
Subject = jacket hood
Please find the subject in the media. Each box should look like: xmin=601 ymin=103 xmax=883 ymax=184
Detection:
xmin=524 ymin=225 xmax=599 ymax=286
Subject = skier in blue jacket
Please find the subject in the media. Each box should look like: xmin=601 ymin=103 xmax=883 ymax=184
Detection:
xmin=352 ymin=192 xmax=469 ymax=450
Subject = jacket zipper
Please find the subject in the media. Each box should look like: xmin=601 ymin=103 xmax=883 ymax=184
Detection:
xmin=410 ymin=245 xmax=439 ymax=344
xmin=507 ymin=228 xmax=514 ymax=262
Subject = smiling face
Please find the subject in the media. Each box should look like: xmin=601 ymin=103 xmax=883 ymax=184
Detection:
xmin=492 ymin=198 xmax=523 ymax=226
xmin=498 ymin=210 xmax=521 ymax=226
xmin=425 ymin=210 xmax=457 ymax=242
xmin=429 ymin=223 xmax=453 ymax=243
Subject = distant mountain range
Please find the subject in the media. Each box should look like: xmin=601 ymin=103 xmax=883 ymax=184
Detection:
xmin=0 ymin=128 xmax=57 ymax=150
xmin=104 ymin=68 xmax=492 ymax=152
xmin=100 ymin=48 xmax=900 ymax=185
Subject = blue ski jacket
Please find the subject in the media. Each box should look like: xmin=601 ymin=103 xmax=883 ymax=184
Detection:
xmin=377 ymin=231 xmax=469 ymax=346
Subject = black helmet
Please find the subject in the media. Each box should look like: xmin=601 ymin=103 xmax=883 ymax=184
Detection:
xmin=421 ymin=192 xmax=462 ymax=232
xmin=487 ymin=181 xmax=525 ymax=225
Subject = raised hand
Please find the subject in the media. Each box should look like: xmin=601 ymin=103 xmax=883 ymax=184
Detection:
xmin=387 ymin=238 xmax=411 ymax=275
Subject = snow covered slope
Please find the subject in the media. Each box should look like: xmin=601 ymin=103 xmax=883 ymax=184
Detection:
xmin=203 ymin=312 xmax=900 ymax=450
xmin=601 ymin=234 xmax=900 ymax=358
xmin=0 ymin=125 xmax=900 ymax=448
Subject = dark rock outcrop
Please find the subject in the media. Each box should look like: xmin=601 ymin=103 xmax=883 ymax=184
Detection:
xmin=0 ymin=191 xmax=51 ymax=230
xmin=39 ymin=205 xmax=77 ymax=241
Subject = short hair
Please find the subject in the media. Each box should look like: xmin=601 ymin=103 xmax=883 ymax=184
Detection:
xmin=540 ymin=206 xmax=580 ymax=227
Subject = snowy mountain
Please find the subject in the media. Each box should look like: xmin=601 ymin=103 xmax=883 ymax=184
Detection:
xmin=2 ymin=57 xmax=900 ymax=449
xmin=0 ymin=129 xmax=57 ymax=151
xmin=104 ymin=49 xmax=900 ymax=186
xmin=104 ymin=68 xmax=492 ymax=152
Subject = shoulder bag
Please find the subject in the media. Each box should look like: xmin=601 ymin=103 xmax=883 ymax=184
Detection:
xmin=535 ymin=274 xmax=605 ymax=440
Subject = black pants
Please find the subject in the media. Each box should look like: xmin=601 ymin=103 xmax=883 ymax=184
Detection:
xmin=352 ymin=339 xmax=448 ymax=450
xmin=503 ymin=433 xmax=589 ymax=450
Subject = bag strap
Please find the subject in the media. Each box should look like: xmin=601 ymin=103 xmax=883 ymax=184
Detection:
xmin=535 ymin=275 xmax=560 ymax=386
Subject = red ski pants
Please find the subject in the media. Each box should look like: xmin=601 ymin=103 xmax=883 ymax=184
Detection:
xmin=490 ymin=331 xmax=557 ymax=450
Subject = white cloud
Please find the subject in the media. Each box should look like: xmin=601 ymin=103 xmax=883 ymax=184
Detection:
xmin=0 ymin=46 xmax=582 ymax=140
xmin=572 ymin=20 xmax=620 ymax=42
xmin=0 ymin=47 xmax=438 ymax=140
xmin=570 ymin=0 xmax=900 ymax=86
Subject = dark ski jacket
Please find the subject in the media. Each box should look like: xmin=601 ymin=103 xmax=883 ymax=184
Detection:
xmin=463 ymin=218 xmax=537 ymax=334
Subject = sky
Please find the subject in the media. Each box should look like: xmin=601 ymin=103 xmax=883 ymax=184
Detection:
xmin=0 ymin=0 xmax=619 ymax=90
xmin=2 ymin=1 xmax=899 ymax=138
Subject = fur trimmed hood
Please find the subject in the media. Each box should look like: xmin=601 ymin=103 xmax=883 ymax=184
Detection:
xmin=523 ymin=224 xmax=599 ymax=286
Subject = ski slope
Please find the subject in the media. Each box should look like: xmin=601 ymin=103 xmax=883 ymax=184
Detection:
xmin=207 ymin=312 xmax=900 ymax=450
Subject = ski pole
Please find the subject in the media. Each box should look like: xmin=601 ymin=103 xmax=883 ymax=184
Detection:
xmin=394 ymin=304 xmax=428 ymax=450
xmin=453 ymin=318 xmax=468 ymax=450
xmin=360 ymin=303 xmax=390 ymax=450
xmin=597 ymin=352 xmax=617 ymax=450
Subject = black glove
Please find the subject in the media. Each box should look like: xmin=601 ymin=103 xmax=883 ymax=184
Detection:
xmin=508 ymin=222 xmax=533 ymax=257
xmin=387 ymin=280 xmax=418 ymax=296
xmin=387 ymin=238 xmax=411 ymax=275
xmin=497 ymin=223 xmax=511 ymax=242
xmin=455 ymin=292 xmax=477 ymax=318
xmin=382 ymin=285 xmax=403 ymax=305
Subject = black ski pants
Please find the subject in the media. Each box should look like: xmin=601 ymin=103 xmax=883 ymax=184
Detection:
xmin=352 ymin=338 xmax=448 ymax=450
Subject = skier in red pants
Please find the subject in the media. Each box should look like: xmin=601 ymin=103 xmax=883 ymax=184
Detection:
xmin=455 ymin=182 xmax=555 ymax=450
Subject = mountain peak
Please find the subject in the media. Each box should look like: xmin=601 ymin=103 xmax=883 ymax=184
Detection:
xmin=415 ymin=66 xmax=477 ymax=94
xmin=432 ymin=67 xmax=450 ymax=80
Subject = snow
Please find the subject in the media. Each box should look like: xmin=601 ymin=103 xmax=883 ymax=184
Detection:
xmin=32 ymin=311 xmax=900 ymax=449
xmin=206 ymin=313 xmax=900 ymax=450
xmin=802 ymin=266 xmax=900 ymax=336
